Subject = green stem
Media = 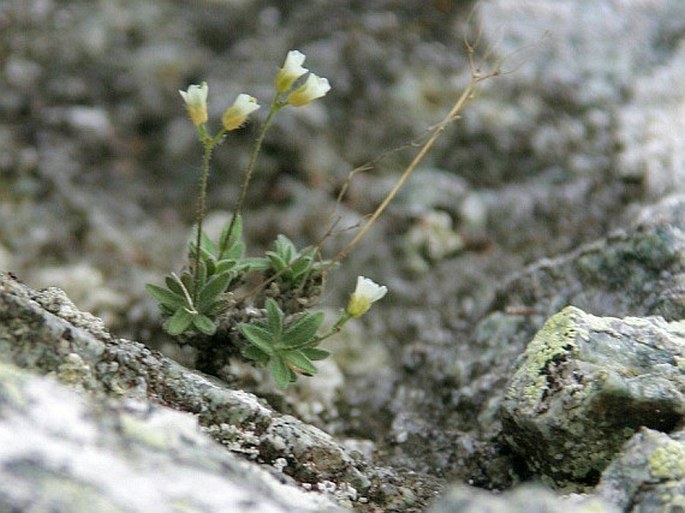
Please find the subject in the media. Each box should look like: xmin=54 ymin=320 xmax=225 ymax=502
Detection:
xmin=222 ymin=100 xmax=281 ymax=255
xmin=314 ymin=311 xmax=352 ymax=344
xmin=192 ymin=137 xmax=214 ymax=303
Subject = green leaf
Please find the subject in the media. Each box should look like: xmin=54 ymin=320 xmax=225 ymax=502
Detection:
xmin=239 ymin=323 xmax=275 ymax=355
xmin=301 ymin=348 xmax=330 ymax=361
xmin=197 ymin=271 xmax=232 ymax=312
xmin=266 ymin=252 xmax=288 ymax=272
xmin=242 ymin=257 xmax=270 ymax=271
xmin=219 ymin=215 xmax=242 ymax=252
xmin=283 ymin=311 xmax=324 ymax=348
xmin=223 ymin=241 xmax=245 ymax=261
xmin=196 ymin=259 xmax=208 ymax=289
xmin=269 ymin=355 xmax=290 ymax=389
xmin=285 ymin=351 xmax=317 ymax=375
xmin=242 ymin=345 xmax=269 ymax=364
xmin=265 ymin=299 xmax=283 ymax=339
xmin=200 ymin=231 xmax=217 ymax=255
xmin=165 ymin=308 xmax=195 ymax=336
xmin=192 ymin=314 xmax=216 ymax=335
xmin=206 ymin=299 xmax=228 ymax=316
xmin=214 ymin=259 xmax=237 ymax=275
xmin=180 ymin=272 xmax=194 ymax=296
xmin=146 ymin=283 xmax=187 ymax=310
xmin=290 ymin=255 xmax=313 ymax=279
xmin=274 ymin=234 xmax=296 ymax=262
xmin=164 ymin=276 xmax=185 ymax=297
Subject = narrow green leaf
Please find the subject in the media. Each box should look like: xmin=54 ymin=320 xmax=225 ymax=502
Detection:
xmin=301 ymin=348 xmax=330 ymax=361
xmin=164 ymin=276 xmax=185 ymax=296
xmin=197 ymin=259 xmax=208 ymax=288
xmin=266 ymin=252 xmax=288 ymax=272
xmin=220 ymin=215 xmax=242 ymax=251
xmin=242 ymin=345 xmax=269 ymax=364
xmin=165 ymin=308 xmax=195 ymax=336
xmin=283 ymin=311 xmax=324 ymax=348
xmin=290 ymin=255 xmax=313 ymax=278
xmin=223 ymin=241 xmax=245 ymax=261
xmin=265 ymin=298 xmax=283 ymax=339
xmin=285 ymin=350 xmax=318 ymax=375
xmin=214 ymin=259 xmax=237 ymax=275
xmin=200 ymin=231 xmax=217 ymax=255
xmin=180 ymin=271 xmax=194 ymax=296
xmin=242 ymin=257 xmax=270 ymax=271
xmin=192 ymin=314 xmax=216 ymax=335
xmin=197 ymin=271 xmax=232 ymax=312
xmin=207 ymin=299 xmax=228 ymax=316
xmin=146 ymin=284 xmax=187 ymax=310
xmin=269 ymin=355 xmax=290 ymax=389
xmin=275 ymin=234 xmax=296 ymax=263
xmin=239 ymin=323 xmax=275 ymax=355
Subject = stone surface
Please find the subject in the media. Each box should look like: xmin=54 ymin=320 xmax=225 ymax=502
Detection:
xmin=501 ymin=306 xmax=685 ymax=486
xmin=0 ymin=361 xmax=346 ymax=513
xmin=597 ymin=428 xmax=685 ymax=513
xmin=428 ymin=484 xmax=619 ymax=513
xmin=0 ymin=272 xmax=370 ymax=508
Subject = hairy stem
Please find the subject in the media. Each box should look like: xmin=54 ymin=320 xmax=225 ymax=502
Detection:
xmin=192 ymin=139 xmax=214 ymax=302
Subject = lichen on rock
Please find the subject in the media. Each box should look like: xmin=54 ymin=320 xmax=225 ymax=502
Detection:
xmin=502 ymin=306 xmax=685 ymax=488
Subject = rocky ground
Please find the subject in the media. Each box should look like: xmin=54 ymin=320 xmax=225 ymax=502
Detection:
xmin=1 ymin=0 xmax=685 ymax=512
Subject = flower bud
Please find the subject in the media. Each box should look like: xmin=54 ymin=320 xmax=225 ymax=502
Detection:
xmin=275 ymin=50 xmax=308 ymax=93
xmin=179 ymin=82 xmax=208 ymax=126
xmin=222 ymin=94 xmax=260 ymax=131
xmin=287 ymin=73 xmax=331 ymax=107
xmin=346 ymin=276 xmax=388 ymax=318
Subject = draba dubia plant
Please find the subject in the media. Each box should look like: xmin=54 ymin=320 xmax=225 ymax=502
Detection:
xmin=148 ymin=38 xmax=503 ymax=388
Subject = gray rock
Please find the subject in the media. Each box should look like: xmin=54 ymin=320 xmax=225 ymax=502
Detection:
xmin=0 ymin=272 xmax=366 ymax=507
xmin=501 ymin=306 xmax=685 ymax=487
xmin=428 ymin=484 xmax=619 ymax=513
xmin=0 ymin=360 xmax=346 ymax=513
xmin=596 ymin=427 xmax=685 ymax=512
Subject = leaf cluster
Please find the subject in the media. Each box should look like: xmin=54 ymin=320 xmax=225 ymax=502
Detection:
xmin=261 ymin=234 xmax=330 ymax=288
xmin=239 ymin=298 xmax=329 ymax=388
xmin=147 ymin=217 xmax=255 ymax=336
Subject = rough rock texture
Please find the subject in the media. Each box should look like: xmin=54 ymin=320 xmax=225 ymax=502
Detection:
xmin=0 ymin=361 xmax=346 ymax=513
xmin=375 ymin=202 xmax=685 ymax=491
xmin=597 ymin=428 xmax=685 ymax=512
xmin=428 ymin=484 xmax=619 ymax=513
xmin=501 ymin=306 xmax=685 ymax=486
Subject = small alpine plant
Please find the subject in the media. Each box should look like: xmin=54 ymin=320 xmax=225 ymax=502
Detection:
xmin=147 ymin=50 xmax=384 ymax=389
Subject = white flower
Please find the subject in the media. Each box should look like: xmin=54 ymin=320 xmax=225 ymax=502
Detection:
xmin=287 ymin=73 xmax=331 ymax=107
xmin=222 ymin=93 xmax=260 ymax=131
xmin=346 ymin=276 xmax=388 ymax=318
xmin=274 ymin=50 xmax=308 ymax=93
xmin=179 ymin=82 xmax=208 ymax=126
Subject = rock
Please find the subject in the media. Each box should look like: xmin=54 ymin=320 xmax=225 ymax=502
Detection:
xmin=0 ymin=361 xmax=346 ymax=513
xmin=596 ymin=427 xmax=685 ymax=512
xmin=491 ymin=219 xmax=685 ymax=322
xmin=427 ymin=484 xmax=618 ymax=513
xmin=501 ymin=306 xmax=685 ymax=487
xmin=0 ymin=272 xmax=367 ymax=508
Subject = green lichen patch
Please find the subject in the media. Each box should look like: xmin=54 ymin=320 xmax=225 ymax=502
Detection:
xmin=648 ymin=440 xmax=685 ymax=480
